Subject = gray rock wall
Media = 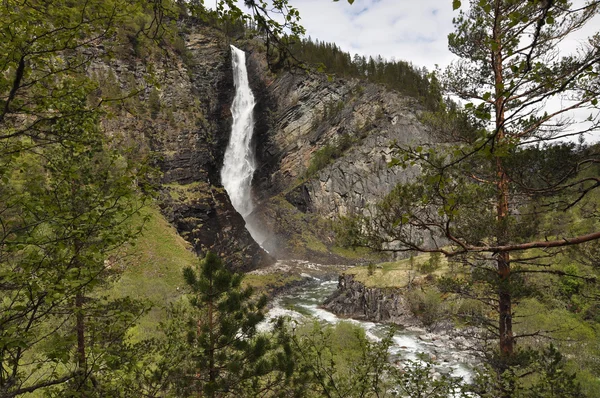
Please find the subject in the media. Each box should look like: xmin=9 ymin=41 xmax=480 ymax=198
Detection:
xmin=243 ymin=52 xmax=433 ymax=258
xmin=247 ymin=54 xmax=431 ymax=220
xmin=323 ymin=274 xmax=421 ymax=327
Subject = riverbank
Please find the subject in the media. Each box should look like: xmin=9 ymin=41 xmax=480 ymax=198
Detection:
xmin=322 ymin=272 xmax=480 ymax=357
xmin=263 ymin=275 xmax=475 ymax=380
xmin=245 ymin=259 xmax=349 ymax=297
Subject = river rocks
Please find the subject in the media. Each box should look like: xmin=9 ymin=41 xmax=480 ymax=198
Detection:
xmin=322 ymin=274 xmax=480 ymax=370
xmin=323 ymin=274 xmax=422 ymax=327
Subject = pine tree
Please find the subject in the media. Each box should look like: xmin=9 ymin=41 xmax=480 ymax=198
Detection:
xmin=339 ymin=0 xmax=600 ymax=379
xmin=169 ymin=252 xmax=289 ymax=397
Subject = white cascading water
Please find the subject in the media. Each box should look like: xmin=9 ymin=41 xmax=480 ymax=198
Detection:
xmin=221 ymin=45 xmax=265 ymax=245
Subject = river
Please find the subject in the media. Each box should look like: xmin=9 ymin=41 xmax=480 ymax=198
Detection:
xmin=262 ymin=271 xmax=472 ymax=381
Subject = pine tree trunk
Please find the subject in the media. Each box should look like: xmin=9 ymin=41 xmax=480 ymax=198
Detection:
xmin=492 ymin=0 xmax=515 ymax=363
xmin=208 ymin=299 xmax=215 ymax=386
xmin=496 ymin=162 xmax=513 ymax=359
xmin=497 ymin=252 xmax=513 ymax=357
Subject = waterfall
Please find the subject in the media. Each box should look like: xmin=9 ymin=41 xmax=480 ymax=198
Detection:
xmin=221 ymin=45 xmax=265 ymax=245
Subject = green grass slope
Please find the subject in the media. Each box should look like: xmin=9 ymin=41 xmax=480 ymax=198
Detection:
xmin=109 ymin=205 xmax=197 ymax=339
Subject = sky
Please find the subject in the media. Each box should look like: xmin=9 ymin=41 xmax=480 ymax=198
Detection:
xmin=290 ymin=0 xmax=599 ymax=71
xmin=290 ymin=0 xmax=457 ymax=71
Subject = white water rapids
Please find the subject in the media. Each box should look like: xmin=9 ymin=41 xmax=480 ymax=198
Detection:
xmin=262 ymin=276 xmax=472 ymax=382
xmin=221 ymin=46 xmax=472 ymax=384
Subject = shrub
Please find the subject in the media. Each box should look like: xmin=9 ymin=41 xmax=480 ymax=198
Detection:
xmin=305 ymin=134 xmax=356 ymax=177
xmin=407 ymin=288 xmax=443 ymax=328
xmin=148 ymin=88 xmax=161 ymax=119
xmin=419 ymin=252 xmax=441 ymax=274
xmin=367 ymin=262 xmax=375 ymax=276
xmin=454 ymin=298 xmax=485 ymax=319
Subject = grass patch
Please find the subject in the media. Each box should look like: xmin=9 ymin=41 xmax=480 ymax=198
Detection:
xmin=109 ymin=204 xmax=197 ymax=340
xmin=164 ymin=181 xmax=212 ymax=203
xmin=346 ymin=253 xmax=453 ymax=288
xmin=330 ymin=245 xmax=382 ymax=261
xmin=303 ymin=231 xmax=328 ymax=253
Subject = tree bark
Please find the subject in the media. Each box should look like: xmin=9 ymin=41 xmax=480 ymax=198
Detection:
xmin=492 ymin=0 xmax=515 ymax=363
xmin=76 ymin=291 xmax=86 ymax=372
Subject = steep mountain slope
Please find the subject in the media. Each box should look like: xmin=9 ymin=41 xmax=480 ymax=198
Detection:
xmin=93 ymin=21 xmax=433 ymax=268
xmin=242 ymin=49 xmax=432 ymax=261
xmin=93 ymin=25 xmax=273 ymax=271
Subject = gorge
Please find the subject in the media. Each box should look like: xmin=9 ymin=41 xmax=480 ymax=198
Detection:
xmin=221 ymin=44 xmax=472 ymax=379
xmin=4 ymin=2 xmax=600 ymax=396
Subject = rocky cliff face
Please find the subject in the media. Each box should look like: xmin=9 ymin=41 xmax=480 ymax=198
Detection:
xmin=323 ymin=274 xmax=421 ymax=327
xmin=93 ymin=25 xmax=273 ymax=271
xmin=92 ymin=22 xmax=433 ymax=268
xmin=242 ymin=50 xmax=432 ymax=261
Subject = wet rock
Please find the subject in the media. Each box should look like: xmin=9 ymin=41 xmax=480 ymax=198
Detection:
xmin=322 ymin=274 xmax=422 ymax=327
xmin=93 ymin=25 xmax=273 ymax=271
xmin=242 ymin=47 xmax=440 ymax=258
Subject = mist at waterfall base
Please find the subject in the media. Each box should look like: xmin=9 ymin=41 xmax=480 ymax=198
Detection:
xmin=221 ymin=45 xmax=270 ymax=249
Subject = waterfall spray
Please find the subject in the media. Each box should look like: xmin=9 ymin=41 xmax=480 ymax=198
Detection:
xmin=221 ymin=45 xmax=266 ymax=245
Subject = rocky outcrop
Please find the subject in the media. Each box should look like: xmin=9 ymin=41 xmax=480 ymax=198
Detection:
xmin=92 ymin=23 xmax=433 ymax=267
xmin=323 ymin=274 xmax=421 ymax=327
xmin=247 ymin=59 xmax=430 ymax=208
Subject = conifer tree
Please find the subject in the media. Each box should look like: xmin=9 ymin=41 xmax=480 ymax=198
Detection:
xmin=171 ymin=252 xmax=288 ymax=397
xmin=339 ymin=0 xmax=600 ymax=377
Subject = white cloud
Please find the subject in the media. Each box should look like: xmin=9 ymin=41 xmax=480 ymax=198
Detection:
xmin=291 ymin=0 xmax=457 ymax=70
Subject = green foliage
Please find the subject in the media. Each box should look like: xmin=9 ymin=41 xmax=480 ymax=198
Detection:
xmin=419 ymin=97 xmax=485 ymax=143
xmin=181 ymin=252 xmax=270 ymax=396
xmin=471 ymin=345 xmax=584 ymax=398
xmin=187 ymin=0 xmax=305 ymax=72
xmin=146 ymin=252 xmax=291 ymax=397
xmin=420 ymin=252 xmax=442 ymax=274
xmin=0 ymin=94 xmax=149 ymax=395
xmin=148 ymin=87 xmax=161 ymax=119
xmin=0 ymin=0 xmax=173 ymax=395
xmin=287 ymin=321 xmax=392 ymax=397
xmin=305 ymin=134 xmax=355 ymax=177
xmin=367 ymin=262 xmax=376 ymax=276
xmin=559 ymin=264 xmax=585 ymax=299
xmin=287 ymin=320 xmax=474 ymax=397
xmin=290 ymin=37 xmax=444 ymax=110
xmin=108 ymin=205 xmax=196 ymax=339
xmin=406 ymin=288 xmax=444 ymax=328
xmin=342 ymin=0 xmax=600 ymax=382
xmin=392 ymin=355 xmax=466 ymax=398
